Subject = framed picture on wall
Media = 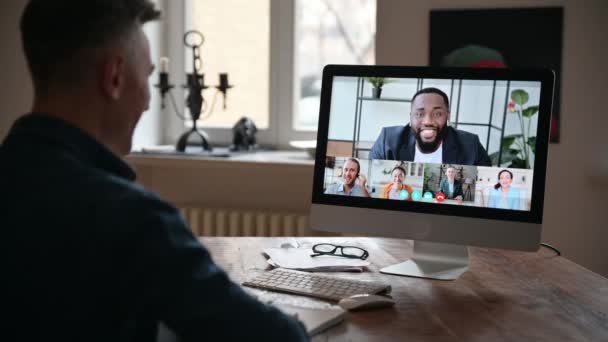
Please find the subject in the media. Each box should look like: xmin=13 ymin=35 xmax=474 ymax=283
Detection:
xmin=429 ymin=7 xmax=563 ymax=143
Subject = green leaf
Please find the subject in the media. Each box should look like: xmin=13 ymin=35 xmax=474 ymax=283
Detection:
xmin=522 ymin=105 xmax=539 ymax=118
xmin=365 ymin=77 xmax=391 ymax=88
xmin=509 ymin=158 xmax=527 ymax=168
xmin=501 ymin=136 xmax=516 ymax=149
xmin=527 ymin=137 xmax=536 ymax=153
xmin=489 ymin=148 xmax=520 ymax=167
xmin=501 ymin=134 xmax=523 ymax=149
xmin=511 ymin=89 xmax=529 ymax=106
xmin=489 ymin=152 xmax=501 ymax=166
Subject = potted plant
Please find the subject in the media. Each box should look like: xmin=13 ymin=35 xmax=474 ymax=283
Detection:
xmin=366 ymin=77 xmax=391 ymax=98
xmin=489 ymin=89 xmax=538 ymax=168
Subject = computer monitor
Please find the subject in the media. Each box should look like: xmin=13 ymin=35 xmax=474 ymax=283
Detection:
xmin=310 ymin=65 xmax=554 ymax=280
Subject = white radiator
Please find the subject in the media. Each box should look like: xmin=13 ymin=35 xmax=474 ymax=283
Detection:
xmin=180 ymin=207 xmax=312 ymax=237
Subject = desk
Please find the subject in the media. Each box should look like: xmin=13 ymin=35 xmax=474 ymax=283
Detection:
xmin=202 ymin=237 xmax=608 ymax=341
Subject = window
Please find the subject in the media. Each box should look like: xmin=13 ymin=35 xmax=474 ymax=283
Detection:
xmin=188 ymin=0 xmax=270 ymax=129
xmin=294 ymin=0 xmax=376 ymax=131
xmin=165 ymin=0 xmax=376 ymax=146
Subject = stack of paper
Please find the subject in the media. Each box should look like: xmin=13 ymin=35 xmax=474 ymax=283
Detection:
xmin=263 ymin=247 xmax=370 ymax=272
xmin=276 ymin=304 xmax=345 ymax=336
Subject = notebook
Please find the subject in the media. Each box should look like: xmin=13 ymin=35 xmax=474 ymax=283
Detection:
xmin=156 ymin=304 xmax=345 ymax=340
xmin=275 ymin=304 xmax=346 ymax=336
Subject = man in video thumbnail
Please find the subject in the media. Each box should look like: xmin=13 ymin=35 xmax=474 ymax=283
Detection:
xmin=325 ymin=158 xmax=371 ymax=197
xmin=439 ymin=166 xmax=464 ymax=201
xmin=369 ymin=87 xmax=491 ymax=166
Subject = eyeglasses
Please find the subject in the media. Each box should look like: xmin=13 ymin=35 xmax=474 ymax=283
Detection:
xmin=310 ymin=243 xmax=369 ymax=260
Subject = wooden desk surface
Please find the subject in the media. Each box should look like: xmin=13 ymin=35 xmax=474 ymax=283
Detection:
xmin=200 ymin=237 xmax=608 ymax=341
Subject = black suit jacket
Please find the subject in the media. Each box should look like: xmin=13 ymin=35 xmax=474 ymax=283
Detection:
xmin=439 ymin=178 xmax=464 ymax=199
xmin=369 ymin=125 xmax=491 ymax=166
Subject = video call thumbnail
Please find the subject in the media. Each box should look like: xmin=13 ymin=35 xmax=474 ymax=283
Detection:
xmin=323 ymin=157 xmax=533 ymax=212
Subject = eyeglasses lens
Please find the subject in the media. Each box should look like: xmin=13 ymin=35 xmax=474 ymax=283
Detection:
xmin=314 ymin=244 xmax=336 ymax=253
xmin=342 ymin=247 xmax=365 ymax=258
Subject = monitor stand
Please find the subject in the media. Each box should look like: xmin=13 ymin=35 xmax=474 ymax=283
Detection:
xmin=380 ymin=241 xmax=469 ymax=280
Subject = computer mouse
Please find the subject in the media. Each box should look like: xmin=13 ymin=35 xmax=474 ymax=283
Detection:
xmin=338 ymin=294 xmax=395 ymax=311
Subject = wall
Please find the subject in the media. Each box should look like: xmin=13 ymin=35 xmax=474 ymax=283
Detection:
xmin=377 ymin=0 xmax=608 ymax=275
xmin=0 ymin=0 xmax=165 ymax=147
xmin=128 ymin=154 xmax=314 ymax=215
xmin=0 ymin=1 xmax=31 ymax=139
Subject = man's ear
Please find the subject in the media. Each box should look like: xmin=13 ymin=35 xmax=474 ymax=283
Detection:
xmin=101 ymin=55 xmax=126 ymax=100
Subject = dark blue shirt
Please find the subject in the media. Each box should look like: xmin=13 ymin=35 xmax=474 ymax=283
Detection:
xmin=0 ymin=114 xmax=308 ymax=341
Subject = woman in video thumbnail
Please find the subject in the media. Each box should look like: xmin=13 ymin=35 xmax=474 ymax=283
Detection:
xmin=487 ymin=170 xmax=521 ymax=210
xmin=381 ymin=166 xmax=414 ymax=200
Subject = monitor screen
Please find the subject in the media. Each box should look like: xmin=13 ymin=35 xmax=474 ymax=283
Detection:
xmin=312 ymin=65 xmax=554 ymax=224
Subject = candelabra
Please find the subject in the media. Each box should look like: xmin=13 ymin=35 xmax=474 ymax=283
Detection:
xmin=155 ymin=30 xmax=233 ymax=152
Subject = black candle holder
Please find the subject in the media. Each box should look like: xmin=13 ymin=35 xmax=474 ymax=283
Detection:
xmin=155 ymin=30 xmax=233 ymax=152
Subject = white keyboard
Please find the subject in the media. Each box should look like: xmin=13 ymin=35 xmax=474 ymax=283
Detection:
xmin=243 ymin=268 xmax=391 ymax=301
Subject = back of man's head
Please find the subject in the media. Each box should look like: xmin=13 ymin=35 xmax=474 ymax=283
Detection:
xmin=21 ymin=0 xmax=161 ymax=95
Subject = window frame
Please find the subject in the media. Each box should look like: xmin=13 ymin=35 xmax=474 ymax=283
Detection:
xmin=162 ymin=0 xmax=317 ymax=149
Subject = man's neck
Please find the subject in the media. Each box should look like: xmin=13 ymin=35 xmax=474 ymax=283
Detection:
xmin=31 ymin=91 xmax=123 ymax=157
xmin=416 ymin=142 xmax=442 ymax=154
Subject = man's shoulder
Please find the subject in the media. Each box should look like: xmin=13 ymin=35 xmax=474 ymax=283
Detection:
xmin=57 ymin=164 xmax=182 ymax=232
xmin=375 ymin=126 xmax=410 ymax=146
xmin=88 ymin=174 xmax=187 ymax=241
xmin=352 ymin=183 xmax=363 ymax=192
xmin=445 ymin=126 xmax=491 ymax=166
xmin=326 ymin=183 xmax=343 ymax=194
xmin=98 ymin=174 xmax=177 ymax=217
xmin=382 ymin=125 xmax=408 ymax=136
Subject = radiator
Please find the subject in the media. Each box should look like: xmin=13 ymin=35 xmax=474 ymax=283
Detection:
xmin=179 ymin=207 xmax=313 ymax=237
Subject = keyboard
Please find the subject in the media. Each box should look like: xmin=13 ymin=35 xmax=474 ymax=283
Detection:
xmin=242 ymin=268 xmax=391 ymax=301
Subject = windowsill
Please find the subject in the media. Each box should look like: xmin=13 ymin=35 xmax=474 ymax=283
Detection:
xmin=127 ymin=145 xmax=315 ymax=167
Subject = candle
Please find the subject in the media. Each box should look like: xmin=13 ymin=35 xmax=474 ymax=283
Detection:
xmin=219 ymin=73 xmax=229 ymax=88
xmin=160 ymin=57 xmax=169 ymax=73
